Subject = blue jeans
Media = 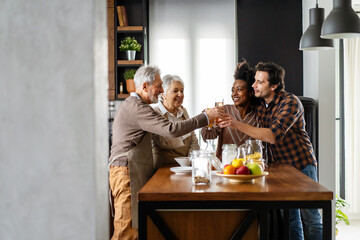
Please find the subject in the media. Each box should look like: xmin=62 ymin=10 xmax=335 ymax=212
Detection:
xmin=289 ymin=164 xmax=323 ymax=240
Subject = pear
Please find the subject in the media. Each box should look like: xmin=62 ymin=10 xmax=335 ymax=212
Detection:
xmin=246 ymin=163 xmax=263 ymax=175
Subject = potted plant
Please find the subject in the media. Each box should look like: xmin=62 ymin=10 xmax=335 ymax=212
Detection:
xmin=119 ymin=37 xmax=141 ymax=60
xmin=124 ymin=69 xmax=137 ymax=93
xmin=335 ymin=195 xmax=350 ymax=236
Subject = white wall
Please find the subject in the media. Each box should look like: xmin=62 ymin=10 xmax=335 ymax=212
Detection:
xmin=302 ymin=0 xmax=336 ymax=238
xmin=149 ymin=0 xmax=236 ymax=118
xmin=0 ymin=0 xmax=109 ymax=239
xmin=302 ymin=0 xmax=336 ymax=192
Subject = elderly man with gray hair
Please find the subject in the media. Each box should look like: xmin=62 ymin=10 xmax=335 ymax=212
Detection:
xmin=108 ymin=65 xmax=224 ymax=240
xmin=151 ymin=74 xmax=200 ymax=170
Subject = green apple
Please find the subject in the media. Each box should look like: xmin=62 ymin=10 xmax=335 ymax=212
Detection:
xmin=246 ymin=163 xmax=263 ymax=175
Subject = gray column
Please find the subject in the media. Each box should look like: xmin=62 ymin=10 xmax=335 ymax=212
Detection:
xmin=0 ymin=0 xmax=109 ymax=239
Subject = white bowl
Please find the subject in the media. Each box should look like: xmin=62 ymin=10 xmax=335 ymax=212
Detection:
xmin=174 ymin=157 xmax=191 ymax=166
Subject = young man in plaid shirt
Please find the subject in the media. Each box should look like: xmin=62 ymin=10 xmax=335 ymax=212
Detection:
xmin=219 ymin=61 xmax=322 ymax=240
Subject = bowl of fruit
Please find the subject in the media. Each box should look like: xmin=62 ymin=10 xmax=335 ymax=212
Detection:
xmin=215 ymin=158 xmax=268 ymax=182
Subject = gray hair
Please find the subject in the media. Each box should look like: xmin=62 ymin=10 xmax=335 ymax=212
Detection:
xmin=134 ymin=65 xmax=161 ymax=89
xmin=161 ymin=74 xmax=184 ymax=95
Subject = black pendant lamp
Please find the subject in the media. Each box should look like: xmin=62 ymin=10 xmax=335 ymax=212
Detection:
xmin=300 ymin=2 xmax=334 ymax=50
xmin=321 ymin=0 xmax=360 ymax=39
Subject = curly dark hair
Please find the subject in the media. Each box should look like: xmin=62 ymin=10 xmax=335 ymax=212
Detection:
xmin=233 ymin=59 xmax=259 ymax=107
xmin=233 ymin=60 xmax=255 ymax=93
xmin=255 ymin=61 xmax=285 ymax=93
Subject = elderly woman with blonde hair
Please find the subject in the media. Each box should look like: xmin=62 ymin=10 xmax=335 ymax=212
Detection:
xmin=151 ymin=74 xmax=200 ymax=170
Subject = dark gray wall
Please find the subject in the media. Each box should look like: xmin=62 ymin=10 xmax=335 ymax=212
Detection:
xmin=237 ymin=0 xmax=303 ymax=96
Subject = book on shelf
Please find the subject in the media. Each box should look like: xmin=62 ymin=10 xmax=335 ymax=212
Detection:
xmin=116 ymin=6 xmax=124 ymax=26
xmin=120 ymin=6 xmax=128 ymax=27
xmin=116 ymin=6 xmax=128 ymax=27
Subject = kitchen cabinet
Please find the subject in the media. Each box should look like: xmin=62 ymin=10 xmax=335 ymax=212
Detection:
xmin=107 ymin=0 xmax=149 ymax=100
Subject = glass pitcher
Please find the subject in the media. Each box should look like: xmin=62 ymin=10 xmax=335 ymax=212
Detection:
xmin=191 ymin=150 xmax=212 ymax=185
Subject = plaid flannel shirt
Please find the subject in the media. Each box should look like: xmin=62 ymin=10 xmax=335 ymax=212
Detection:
xmin=257 ymin=91 xmax=317 ymax=170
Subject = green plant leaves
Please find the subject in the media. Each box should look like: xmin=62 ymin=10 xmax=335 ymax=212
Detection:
xmin=335 ymin=195 xmax=350 ymax=230
xmin=124 ymin=69 xmax=137 ymax=80
xmin=119 ymin=37 xmax=141 ymax=52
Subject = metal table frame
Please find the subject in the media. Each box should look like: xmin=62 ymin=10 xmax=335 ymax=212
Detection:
xmin=138 ymin=200 xmax=332 ymax=240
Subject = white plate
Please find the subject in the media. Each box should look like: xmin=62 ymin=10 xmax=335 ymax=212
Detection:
xmin=170 ymin=166 xmax=192 ymax=175
xmin=215 ymin=171 xmax=269 ymax=182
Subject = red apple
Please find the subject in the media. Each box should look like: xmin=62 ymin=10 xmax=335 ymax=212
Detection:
xmin=235 ymin=166 xmax=250 ymax=175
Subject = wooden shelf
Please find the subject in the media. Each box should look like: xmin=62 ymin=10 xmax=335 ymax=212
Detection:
xmin=109 ymin=0 xmax=148 ymax=101
xmin=117 ymin=60 xmax=143 ymax=66
xmin=117 ymin=26 xmax=143 ymax=32
xmin=118 ymin=93 xmax=130 ymax=99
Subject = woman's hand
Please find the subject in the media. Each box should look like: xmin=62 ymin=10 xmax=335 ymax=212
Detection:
xmin=217 ymin=114 xmax=235 ymax=128
xmin=205 ymin=106 xmax=225 ymax=120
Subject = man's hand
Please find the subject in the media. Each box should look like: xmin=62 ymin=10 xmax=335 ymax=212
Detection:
xmin=218 ymin=114 xmax=276 ymax=144
xmin=205 ymin=106 xmax=225 ymax=120
xmin=217 ymin=114 xmax=234 ymax=128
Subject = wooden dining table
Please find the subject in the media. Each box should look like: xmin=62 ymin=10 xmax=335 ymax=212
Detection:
xmin=138 ymin=164 xmax=333 ymax=240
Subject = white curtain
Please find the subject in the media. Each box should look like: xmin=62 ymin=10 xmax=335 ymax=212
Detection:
xmin=149 ymin=0 xmax=236 ymax=117
xmin=149 ymin=0 xmax=236 ymax=147
xmin=344 ymin=37 xmax=360 ymax=216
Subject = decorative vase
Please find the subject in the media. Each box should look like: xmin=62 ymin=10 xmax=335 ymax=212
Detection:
xmin=126 ymin=50 xmax=136 ymax=60
xmin=126 ymin=79 xmax=135 ymax=93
